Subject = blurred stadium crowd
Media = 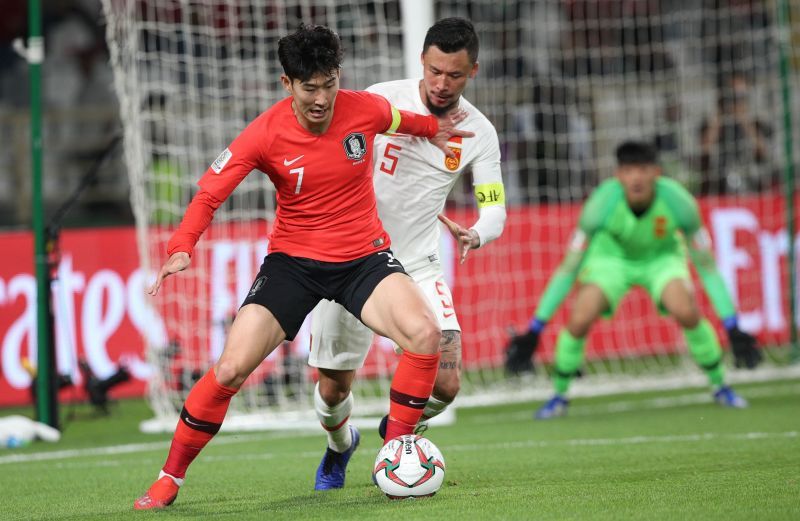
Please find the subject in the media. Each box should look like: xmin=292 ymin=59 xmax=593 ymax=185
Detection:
xmin=0 ymin=0 xmax=791 ymax=228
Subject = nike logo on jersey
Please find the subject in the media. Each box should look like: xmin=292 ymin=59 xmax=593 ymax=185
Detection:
xmin=408 ymin=400 xmax=427 ymax=406
xmin=283 ymin=155 xmax=304 ymax=166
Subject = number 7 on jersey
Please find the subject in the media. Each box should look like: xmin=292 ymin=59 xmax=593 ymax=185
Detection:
xmin=289 ymin=166 xmax=304 ymax=194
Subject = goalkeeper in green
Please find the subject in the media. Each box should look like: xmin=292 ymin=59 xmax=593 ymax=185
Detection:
xmin=505 ymin=141 xmax=761 ymax=419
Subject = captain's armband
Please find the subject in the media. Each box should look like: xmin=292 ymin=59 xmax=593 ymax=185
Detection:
xmin=384 ymin=106 xmax=402 ymax=135
xmin=474 ymin=182 xmax=505 ymax=208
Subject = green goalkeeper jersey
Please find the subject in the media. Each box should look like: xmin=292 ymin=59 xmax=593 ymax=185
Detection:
xmin=534 ymin=176 xmax=736 ymax=321
xmin=581 ymin=176 xmax=696 ymax=260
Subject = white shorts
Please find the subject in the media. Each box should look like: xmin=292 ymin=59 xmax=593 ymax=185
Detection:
xmin=308 ymin=260 xmax=460 ymax=370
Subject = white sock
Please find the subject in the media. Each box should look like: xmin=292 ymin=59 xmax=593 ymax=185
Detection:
xmin=421 ymin=395 xmax=450 ymax=421
xmin=314 ymin=382 xmax=353 ymax=453
xmin=159 ymin=470 xmax=184 ymax=487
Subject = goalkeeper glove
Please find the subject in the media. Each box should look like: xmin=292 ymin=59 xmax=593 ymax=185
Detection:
xmin=724 ymin=318 xmax=762 ymax=369
xmin=504 ymin=319 xmax=545 ymax=375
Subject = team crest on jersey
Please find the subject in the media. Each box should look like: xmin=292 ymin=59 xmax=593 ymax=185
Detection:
xmin=654 ymin=215 xmax=667 ymax=238
xmin=342 ymin=132 xmax=367 ymax=161
xmin=444 ymin=136 xmax=462 ymax=171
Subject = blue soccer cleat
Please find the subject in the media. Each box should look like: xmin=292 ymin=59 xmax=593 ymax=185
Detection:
xmin=534 ymin=395 xmax=569 ymax=420
xmin=378 ymin=414 xmax=388 ymax=440
xmin=314 ymin=425 xmax=360 ymax=490
xmin=713 ymin=386 xmax=748 ymax=408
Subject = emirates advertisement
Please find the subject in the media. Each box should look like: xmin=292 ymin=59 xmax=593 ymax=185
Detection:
xmin=0 ymin=194 xmax=797 ymax=406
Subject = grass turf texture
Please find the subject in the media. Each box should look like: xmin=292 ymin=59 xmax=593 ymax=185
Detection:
xmin=1 ymin=379 xmax=797 ymax=520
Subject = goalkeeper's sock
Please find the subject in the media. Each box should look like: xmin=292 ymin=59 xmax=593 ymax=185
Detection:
xmin=683 ymin=319 xmax=725 ymax=387
xmin=421 ymin=395 xmax=451 ymax=422
xmin=162 ymin=369 xmax=238 ymax=479
xmin=314 ymin=382 xmax=353 ymax=453
xmin=385 ymin=351 xmax=440 ymax=442
xmin=553 ymin=329 xmax=586 ymax=395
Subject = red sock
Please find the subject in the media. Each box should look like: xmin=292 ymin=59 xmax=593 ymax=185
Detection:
xmin=162 ymin=369 xmax=238 ymax=479
xmin=385 ymin=351 xmax=440 ymax=442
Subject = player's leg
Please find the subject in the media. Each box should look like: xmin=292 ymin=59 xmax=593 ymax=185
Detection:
xmin=135 ymin=304 xmax=286 ymax=510
xmin=359 ymin=272 xmax=440 ymax=356
xmin=536 ymin=255 xmax=626 ymax=419
xmin=316 ymin=368 xmax=357 ymax=452
xmin=308 ymin=299 xmax=374 ymax=489
xmin=374 ymin=265 xmax=461 ymax=438
xmin=380 ymin=329 xmax=460 ymax=437
xmin=659 ymin=277 xmax=722 ymax=382
xmin=416 ymin=266 xmax=462 ymax=424
xmin=312 ymin=368 xmax=362 ymax=490
xmin=136 ymin=254 xmax=319 ymax=509
xmin=358 ymin=272 xmax=441 ymax=442
xmin=535 ymin=283 xmax=610 ymax=419
xmin=424 ymin=329 xmax=461 ymax=422
xmin=657 ymin=277 xmax=747 ymax=408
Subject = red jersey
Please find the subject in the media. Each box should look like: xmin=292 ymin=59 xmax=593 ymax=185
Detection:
xmin=177 ymin=91 xmax=396 ymax=261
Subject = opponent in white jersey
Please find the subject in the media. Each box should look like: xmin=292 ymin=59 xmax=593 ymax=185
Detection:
xmin=368 ymin=77 xmax=505 ymax=269
xmin=309 ymin=18 xmax=507 ymax=490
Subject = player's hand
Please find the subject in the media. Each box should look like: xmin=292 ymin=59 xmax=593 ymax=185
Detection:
xmin=504 ymin=328 xmax=541 ymax=375
xmin=727 ymin=326 xmax=762 ymax=369
xmin=438 ymin=213 xmax=480 ymax=264
xmin=148 ymin=252 xmax=191 ymax=296
xmin=430 ymin=108 xmax=475 ymax=158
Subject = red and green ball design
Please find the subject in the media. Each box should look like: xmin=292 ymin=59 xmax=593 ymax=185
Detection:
xmin=374 ymin=435 xmax=446 ymax=494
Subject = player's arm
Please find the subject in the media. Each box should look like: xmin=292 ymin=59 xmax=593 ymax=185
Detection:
xmin=686 ymin=228 xmax=736 ymax=320
xmin=685 ymin=227 xmax=762 ymax=368
xmin=149 ymin=120 xmax=263 ymax=295
xmin=505 ymin=181 xmax=617 ymax=374
xmin=367 ymin=92 xmax=474 ymax=158
xmin=671 ymin=183 xmax=762 ymax=368
xmin=504 ymin=229 xmax=589 ymax=374
xmin=439 ymin=127 xmax=507 ymax=263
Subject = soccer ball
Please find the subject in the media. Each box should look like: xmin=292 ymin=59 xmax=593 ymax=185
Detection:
xmin=372 ymin=434 xmax=446 ymax=499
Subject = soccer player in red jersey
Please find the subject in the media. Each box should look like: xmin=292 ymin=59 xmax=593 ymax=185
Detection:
xmin=134 ymin=24 xmax=473 ymax=510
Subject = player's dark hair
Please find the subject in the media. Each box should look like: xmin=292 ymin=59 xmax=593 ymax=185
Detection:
xmin=423 ymin=17 xmax=479 ymax=64
xmin=615 ymin=141 xmax=658 ymax=166
xmin=278 ymin=23 xmax=343 ymax=82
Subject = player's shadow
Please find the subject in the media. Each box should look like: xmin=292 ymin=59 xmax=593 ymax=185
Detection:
xmin=173 ymin=484 xmax=383 ymax=517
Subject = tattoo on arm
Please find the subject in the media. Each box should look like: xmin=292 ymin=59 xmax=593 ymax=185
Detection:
xmin=441 ymin=330 xmax=459 ymax=347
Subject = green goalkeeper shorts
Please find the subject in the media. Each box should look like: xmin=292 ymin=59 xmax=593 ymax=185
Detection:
xmin=577 ymin=253 xmax=690 ymax=317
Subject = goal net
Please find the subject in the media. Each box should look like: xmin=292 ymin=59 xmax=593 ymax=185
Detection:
xmin=101 ymin=0 xmax=800 ymax=432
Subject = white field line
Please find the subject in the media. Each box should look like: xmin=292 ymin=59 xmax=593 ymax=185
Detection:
xmin=0 ymin=432 xmax=272 ymax=465
xmin=1 ymin=382 xmax=797 ymax=466
xmin=7 ymin=430 xmax=798 ymax=471
xmin=471 ymin=382 xmax=800 ymax=423
xmin=137 ymin=367 xmax=800 ymax=433
xmin=444 ymin=430 xmax=798 ymax=454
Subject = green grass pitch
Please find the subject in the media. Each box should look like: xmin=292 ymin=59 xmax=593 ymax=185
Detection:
xmin=1 ymin=379 xmax=798 ymax=520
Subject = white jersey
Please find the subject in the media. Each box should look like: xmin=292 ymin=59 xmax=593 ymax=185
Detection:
xmin=309 ymin=79 xmax=505 ymax=370
xmin=367 ymin=78 xmax=503 ymax=268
